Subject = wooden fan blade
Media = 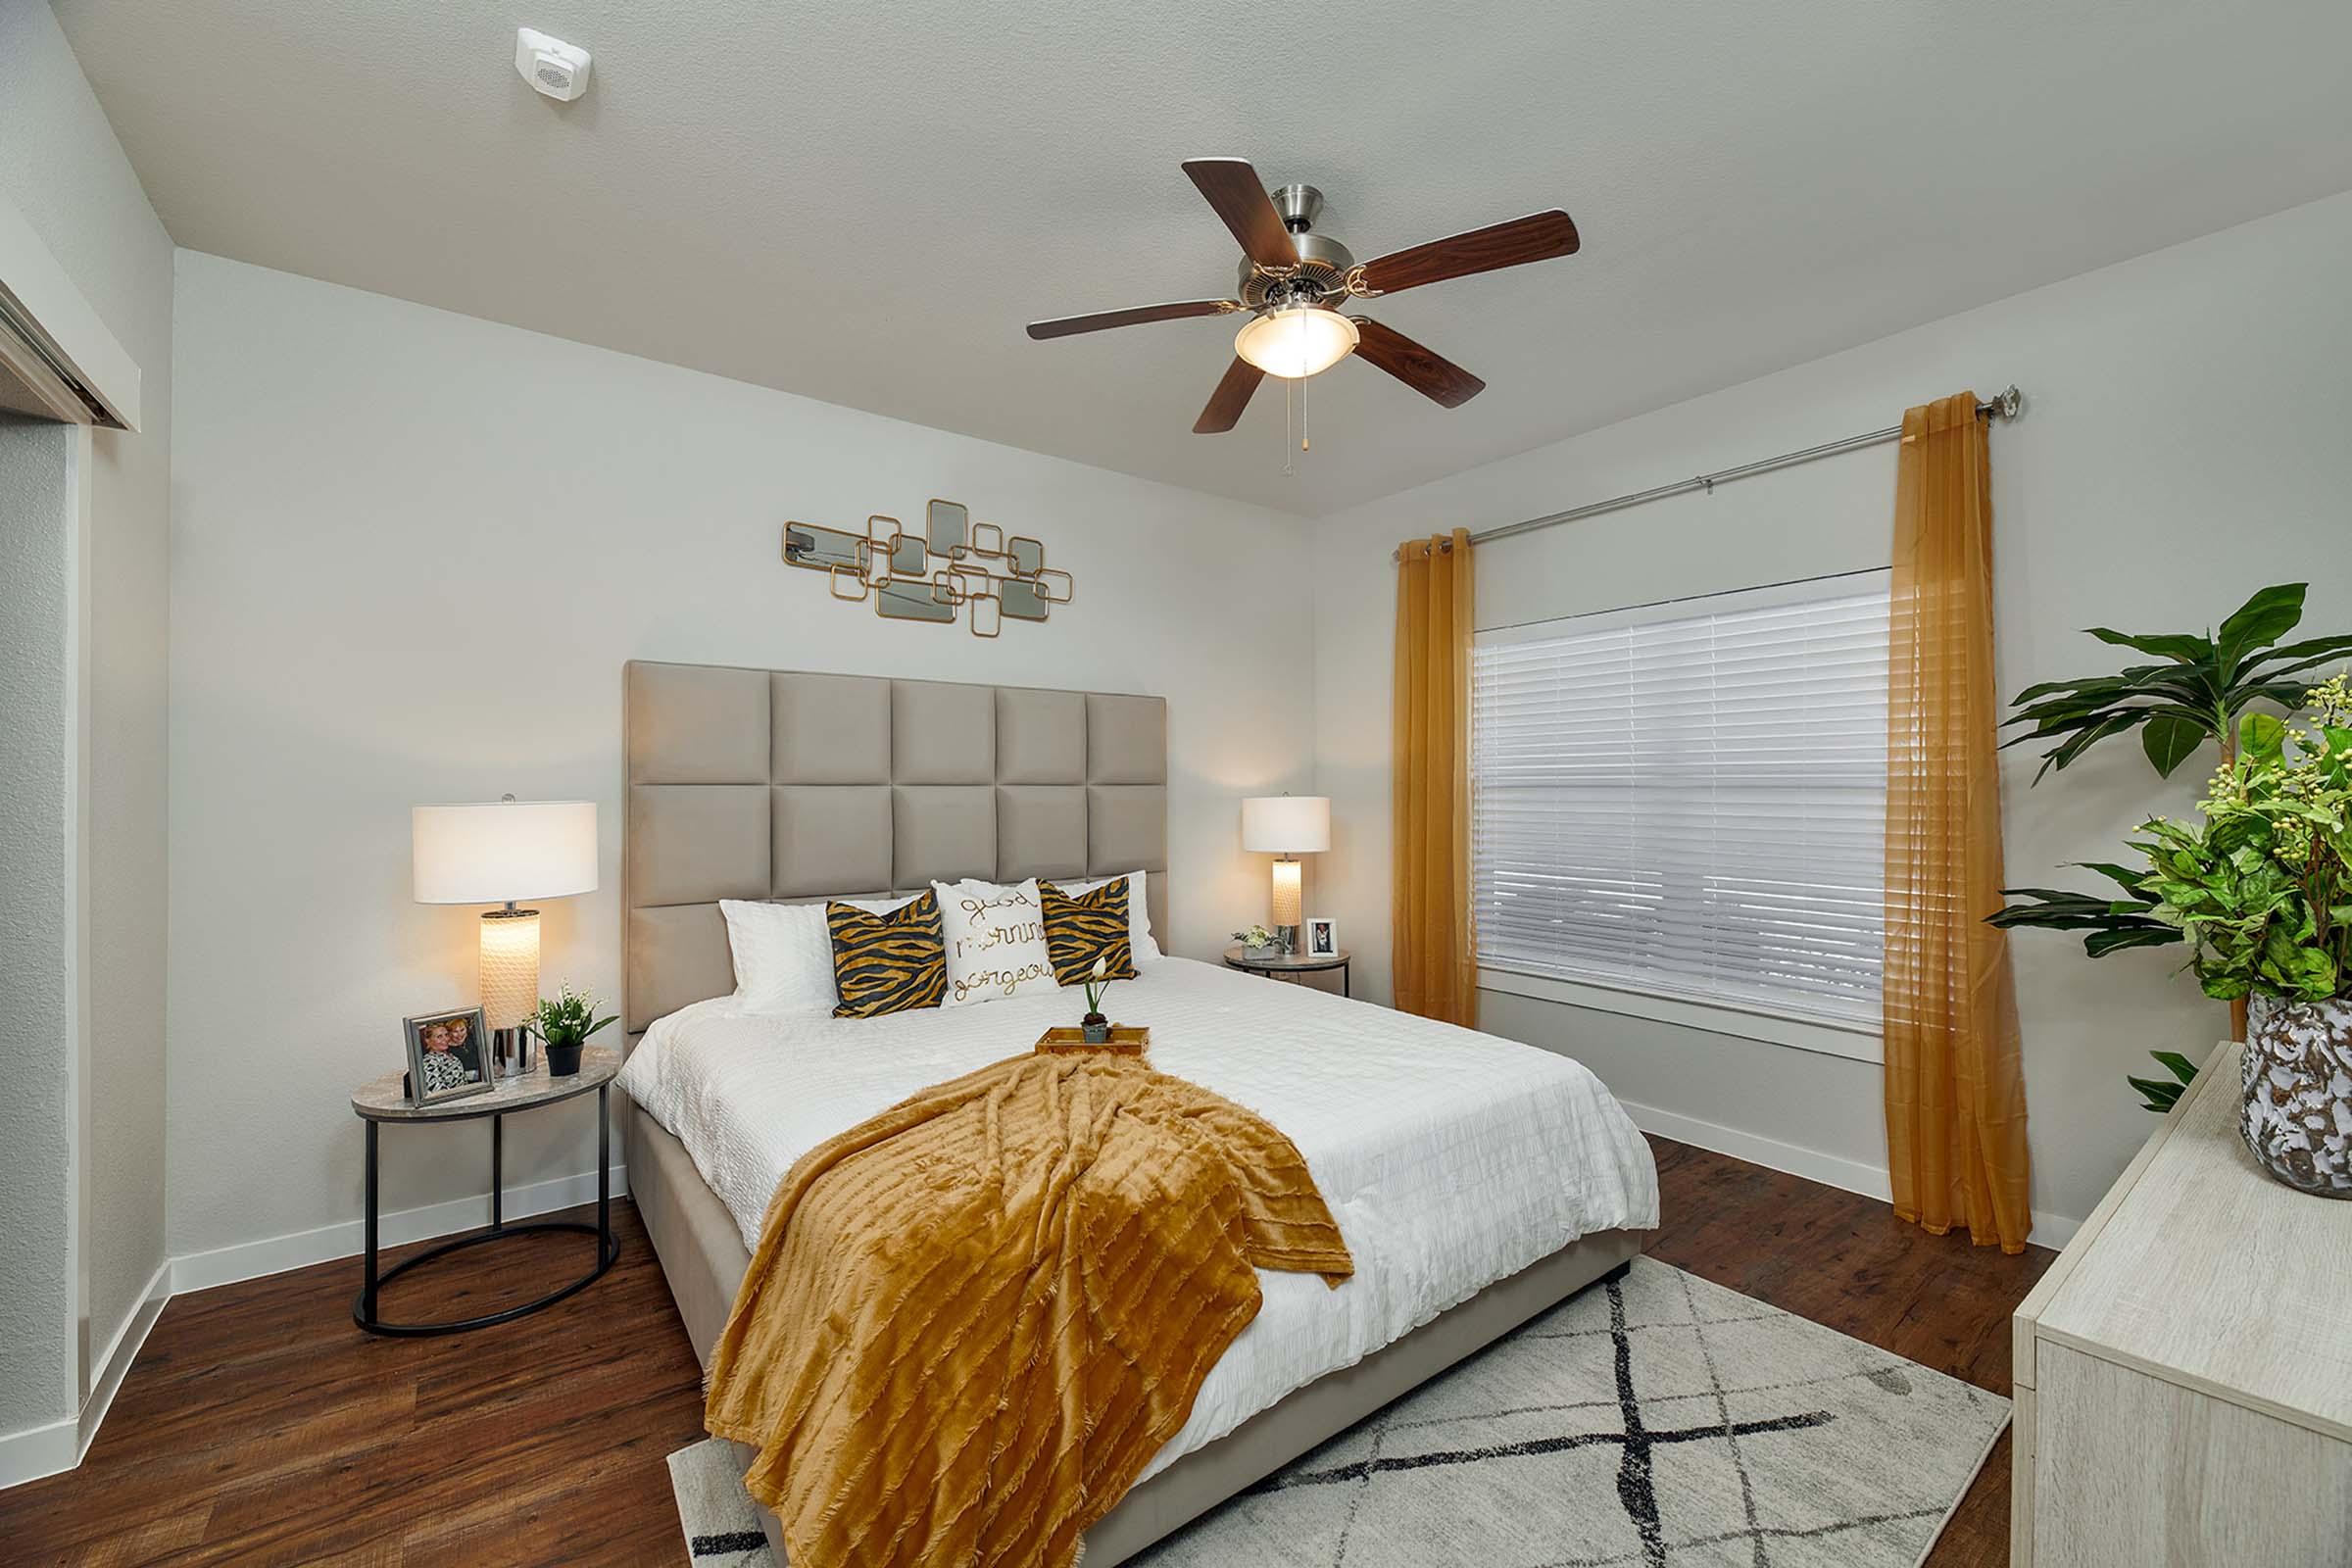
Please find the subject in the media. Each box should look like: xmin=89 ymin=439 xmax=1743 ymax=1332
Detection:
xmin=1182 ymin=159 xmax=1299 ymax=270
xmin=1354 ymin=211 xmax=1580 ymax=296
xmin=1350 ymin=318 xmax=1486 ymax=408
xmin=1027 ymin=300 xmax=1240 ymax=340
xmin=1194 ymin=358 xmax=1265 ymax=433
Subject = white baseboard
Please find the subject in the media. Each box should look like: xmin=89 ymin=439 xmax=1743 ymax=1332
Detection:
xmin=0 ymin=1257 xmax=172 ymax=1490
xmin=170 ymin=1163 xmax=629 ymax=1297
xmin=79 ymin=1259 xmax=171 ymax=1457
xmin=1621 ymin=1098 xmax=2080 ymax=1251
xmin=0 ymin=1416 xmax=76 ymax=1492
xmin=0 ymin=1163 xmax=630 ymax=1494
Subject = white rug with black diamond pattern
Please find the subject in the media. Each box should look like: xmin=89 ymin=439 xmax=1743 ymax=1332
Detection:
xmin=667 ymin=1255 xmax=2007 ymax=1567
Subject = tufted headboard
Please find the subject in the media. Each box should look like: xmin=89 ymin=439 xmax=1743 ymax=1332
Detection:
xmin=622 ymin=661 xmax=1169 ymax=1035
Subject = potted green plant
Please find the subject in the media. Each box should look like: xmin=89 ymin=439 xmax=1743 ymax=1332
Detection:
xmin=525 ymin=984 xmax=617 ymax=1077
xmin=1991 ymin=583 xmax=2352 ymax=1104
xmin=1081 ymin=956 xmax=1116 ymax=1045
xmin=2110 ymin=682 xmax=2352 ymax=1196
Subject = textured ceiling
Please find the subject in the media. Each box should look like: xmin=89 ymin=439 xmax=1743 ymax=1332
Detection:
xmin=55 ymin=0 xmax=2352 ymax=514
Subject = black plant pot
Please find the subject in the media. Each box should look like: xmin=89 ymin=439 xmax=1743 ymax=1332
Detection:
xmin=546 ymin=1042 xmax=584 ymax=1077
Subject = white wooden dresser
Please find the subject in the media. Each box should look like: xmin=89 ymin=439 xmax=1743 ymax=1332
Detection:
xmin=2012 ymin=1042 xmax=2352 ymax=1565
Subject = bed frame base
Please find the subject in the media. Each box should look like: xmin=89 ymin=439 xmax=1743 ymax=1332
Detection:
xmin=626 ymin=1095 xmax=1645 ymax=1565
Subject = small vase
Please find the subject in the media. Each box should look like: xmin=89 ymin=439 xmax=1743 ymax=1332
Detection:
xmin=546 ymin=1042 xmax=584 ymax=1077
xmin=1081 ymin=1014 xmax=1110 ymax=1046
xmin=2240 ymin=995 xmax=2352 ymax=1198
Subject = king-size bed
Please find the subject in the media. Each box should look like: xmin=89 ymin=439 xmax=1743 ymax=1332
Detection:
xmin=615 ymin=660 xmax=1659 ymax=1564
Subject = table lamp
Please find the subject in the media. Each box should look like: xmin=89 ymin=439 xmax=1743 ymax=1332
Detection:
xmin=1241 ymin=795 xmax=1330 ymax=955
xmin=413 ymin=797 xmax=599 ymax=1070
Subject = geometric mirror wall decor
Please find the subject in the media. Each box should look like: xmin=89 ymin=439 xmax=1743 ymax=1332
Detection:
xmin=782 ymin=498 xmax=1072 ymax=638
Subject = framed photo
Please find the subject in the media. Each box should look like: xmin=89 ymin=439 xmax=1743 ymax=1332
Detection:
xmin=1305 ymin=917 xmax=1339 ymax=958
xmin=404 ymin=1006 xmax=495 ymax=1106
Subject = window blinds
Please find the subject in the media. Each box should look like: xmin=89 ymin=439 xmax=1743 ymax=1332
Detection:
xmin=1471 ymin=571 xmax=1890 ymax=1028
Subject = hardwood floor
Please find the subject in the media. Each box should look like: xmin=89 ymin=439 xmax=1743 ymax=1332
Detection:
xmin=0 ymin=1136 xmax=2051 ymax=1566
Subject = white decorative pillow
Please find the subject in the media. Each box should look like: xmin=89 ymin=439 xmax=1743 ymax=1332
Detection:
xmin=718 ymin=899 xmax=838 ymax=1016
xmin=1062 ymin=870 xmax=1162 ymax=962
xmin=934 ymin=877 xmax=1059 ymax=1006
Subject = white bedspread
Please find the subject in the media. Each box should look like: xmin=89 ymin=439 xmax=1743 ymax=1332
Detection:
xmin=616 ymin=956 xmax=1658 ymax=1479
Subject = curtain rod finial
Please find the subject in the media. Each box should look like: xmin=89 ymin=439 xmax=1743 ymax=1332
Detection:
xmin=1988 ymin=385 xmax=2024 ymax=420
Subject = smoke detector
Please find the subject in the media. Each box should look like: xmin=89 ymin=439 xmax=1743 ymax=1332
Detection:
xmin=515 ymin=28 xmax=591 ymax=102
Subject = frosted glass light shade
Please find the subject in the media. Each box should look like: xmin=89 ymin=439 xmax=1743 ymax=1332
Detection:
xmin=1270 ymin=859 xmax=1303 ymax=928
xmin=413 ymin=801 xmax=599 ymax=904
xmin=1242 ymin=796 xmax=1331 ymax=854
xmin=479 ymin=909 xmax=541 ymax=1030
xmin=1234 ymin=308 xmax=1359 ymax=379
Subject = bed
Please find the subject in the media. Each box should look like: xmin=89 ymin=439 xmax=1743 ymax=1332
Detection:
xmin=617 ymin=661 xmax=1659 ymax=1563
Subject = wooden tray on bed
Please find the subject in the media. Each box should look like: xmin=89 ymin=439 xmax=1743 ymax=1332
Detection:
xmin=1034 ymin=1025 xmax=1150 ymax=1056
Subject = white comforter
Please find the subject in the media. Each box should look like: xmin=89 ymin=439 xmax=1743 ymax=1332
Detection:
xmin=616 ymin=956 xmax=1658 ymax=1479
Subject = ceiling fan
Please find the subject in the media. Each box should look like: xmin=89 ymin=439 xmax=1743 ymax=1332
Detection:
xmin=1026 ymin=158 xmax=1580 ymax=434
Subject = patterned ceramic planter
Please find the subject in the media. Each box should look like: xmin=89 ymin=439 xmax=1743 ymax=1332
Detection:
xmin=2240 ymin=995 xmax=2352 ymax=1198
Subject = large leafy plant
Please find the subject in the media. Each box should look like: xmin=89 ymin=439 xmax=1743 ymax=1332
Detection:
xmin=2002 ymin=583 xmax=2352 ymax=782
xmin=1994 ymin=584 xmax=2352 ymax=956
xmin=1989 ymin=584 xmax=2352 ymax=1107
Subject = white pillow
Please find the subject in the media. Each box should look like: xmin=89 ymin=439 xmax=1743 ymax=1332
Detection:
xmin=718 ymin=899 xmax=837 ymax=1016
xmin=934 ymin=877 xmax=1059 ymax=1006
xmin=1059 ymin=870 xmax=1162 ymax=962
xmin=839 ymin=892 xmax=921 ymax=913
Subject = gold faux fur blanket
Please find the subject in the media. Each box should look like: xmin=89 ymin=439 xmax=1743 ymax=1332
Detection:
xmin=703 ymin=1050 xmax=1353 ymax=1568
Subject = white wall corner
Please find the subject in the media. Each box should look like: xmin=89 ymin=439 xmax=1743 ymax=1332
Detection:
xmin=74 ymin=1259 xmax=169 ymax=1462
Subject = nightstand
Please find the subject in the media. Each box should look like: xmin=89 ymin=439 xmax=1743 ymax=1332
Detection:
xmin=347 ymin=1044 xmax=621 ymax=1336
xmin=1223 ymin=944 xmax=1353 ymax=999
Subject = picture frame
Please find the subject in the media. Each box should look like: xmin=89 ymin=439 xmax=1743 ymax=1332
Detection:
xmin=403 ymin=1005 xmax=496 ymax=1107
xmin=1305 ymin=917 xmax=1339 ymax=958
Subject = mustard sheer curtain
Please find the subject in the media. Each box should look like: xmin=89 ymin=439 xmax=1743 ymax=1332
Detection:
xmin=1393 ymin=529 xmax=1478 ymax=1027
xmin=1884 ymin=392 xmax=2032 ymax=1253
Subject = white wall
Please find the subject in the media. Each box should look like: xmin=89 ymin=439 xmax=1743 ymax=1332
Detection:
xmin=0 ymin=416 xmax=77 ymax=1439
xmin=0 ymin=0 xmax=174 ymax=1455
xmin=1311 ymin=188 xmax=2352 ymax=1237
xmin=167 ymin=252 xmax=1315 ymax=1271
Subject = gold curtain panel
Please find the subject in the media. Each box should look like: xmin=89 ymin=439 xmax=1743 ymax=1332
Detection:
xmin=1883 ymin=391 xmax=2034 ymax=1254
xmin=1392 ymin=528 xmax=1478 ymax=1027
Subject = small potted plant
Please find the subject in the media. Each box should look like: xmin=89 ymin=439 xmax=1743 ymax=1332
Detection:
xmin=1081 ymin=956 xmax=1116 ymax=1045
xmin=525 ymin=984 xmax=617 ymax=1077
xmin=1232 ymin=923 xmax=1278 ymax=955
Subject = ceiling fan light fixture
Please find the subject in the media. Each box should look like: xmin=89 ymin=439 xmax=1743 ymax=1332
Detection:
xmin=1233 ymin=306 xmax=1359 ymax=380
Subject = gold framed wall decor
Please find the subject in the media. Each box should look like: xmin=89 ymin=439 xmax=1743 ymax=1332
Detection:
xmin=780 ymin=497 xmax=1073 ymax=637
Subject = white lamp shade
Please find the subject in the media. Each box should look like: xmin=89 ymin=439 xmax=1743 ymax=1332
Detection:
xmin=1242 ymin=796 xmax=1331 ymax=854
xmin=413 ymin=800 xmax=599 ymax=904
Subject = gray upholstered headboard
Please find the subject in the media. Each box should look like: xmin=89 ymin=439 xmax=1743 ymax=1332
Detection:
xmin=622 ymin=661 xmax=1169 ymax=1035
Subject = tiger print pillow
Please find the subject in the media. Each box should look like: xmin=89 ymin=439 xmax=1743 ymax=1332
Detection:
xmin=1039 ymin=878 xmax=1138 ymax=987
xmin=826 ymin=890 xmax=949 ymax=1018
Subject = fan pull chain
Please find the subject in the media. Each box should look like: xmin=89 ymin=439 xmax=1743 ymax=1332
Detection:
xmin=1283 ymin=374 xmax=1295 ymax=476
xmin=1301 ymin=368 xmax=1310 ymax=453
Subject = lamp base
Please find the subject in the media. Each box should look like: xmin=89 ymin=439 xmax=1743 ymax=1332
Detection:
xmin=492 ymin=1026 xmax=534 ymax=1074
xmin=480 ymin=905 xmax=541 ymax=1074
xmin=1276 ymin=923 xmax=1300 ymax=956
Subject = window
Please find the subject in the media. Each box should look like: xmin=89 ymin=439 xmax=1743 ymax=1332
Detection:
xmin=1471 ymin=571 xmax=1889 ymax=1031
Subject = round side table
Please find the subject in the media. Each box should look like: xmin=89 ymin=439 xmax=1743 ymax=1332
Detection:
xmin=1223 ymin=944 xmax=1353 ymax=998
xmin=348 ymin=1044 xmax=622 ymax=1337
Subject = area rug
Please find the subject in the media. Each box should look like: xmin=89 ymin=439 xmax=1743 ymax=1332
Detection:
xmin=666 ymin=1255 xmax=2007 ymax=1567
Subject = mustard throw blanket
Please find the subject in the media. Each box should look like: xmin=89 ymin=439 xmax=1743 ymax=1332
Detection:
xmin=704 ymin=1050 xmax=1353 ymax=1568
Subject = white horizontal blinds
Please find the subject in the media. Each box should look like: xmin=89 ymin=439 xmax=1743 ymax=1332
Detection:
xmin=1472 ymin=570 xmax=1891 ymax=1027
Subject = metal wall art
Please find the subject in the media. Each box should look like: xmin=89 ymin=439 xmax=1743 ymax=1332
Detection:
xmin=782 ymin=499 xmax=1073 ymax=638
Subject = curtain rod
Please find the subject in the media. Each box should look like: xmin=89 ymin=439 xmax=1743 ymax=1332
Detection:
xmin=1396 ymin=386 xmax=2024 ymax=559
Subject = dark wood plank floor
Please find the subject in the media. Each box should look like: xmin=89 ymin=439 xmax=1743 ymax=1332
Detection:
xmin=0 ymin=1137 xmax=2051 ymax=1566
